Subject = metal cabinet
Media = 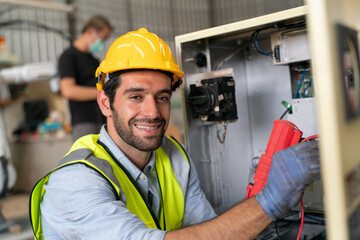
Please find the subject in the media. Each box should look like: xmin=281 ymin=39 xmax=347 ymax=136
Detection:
xmin=176 ymin=2 xmax=360 ymax=239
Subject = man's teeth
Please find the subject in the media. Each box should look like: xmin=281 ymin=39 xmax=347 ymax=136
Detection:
xmin=136 ymin=125 xmax=158 ymax=130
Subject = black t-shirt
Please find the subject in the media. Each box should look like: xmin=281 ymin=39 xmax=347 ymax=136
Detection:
xmin=59 ymin=45 xmax=105 ymax=126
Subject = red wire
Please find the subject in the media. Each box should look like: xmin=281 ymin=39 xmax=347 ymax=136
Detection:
xmin=295 ymin=136 xmax=318 ymax=239
xmin=301 ymin=134 xmax=319 ymax=142
xmin=292 ymin=64 xmax=301 ymax=81
xmin=297 ymin=200 xmax=304 ymax=240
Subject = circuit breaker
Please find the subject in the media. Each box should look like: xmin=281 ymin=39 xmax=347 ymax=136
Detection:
xmin=188 ymin=76 xmax=238 ymax=121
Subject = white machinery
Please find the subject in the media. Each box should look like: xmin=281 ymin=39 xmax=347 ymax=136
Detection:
xmin=0 ymin=61 xmax=56 ymax=231
xmin=0 ymin=61 xmax=57 ymax=192
xmin=176 ymin=2 xmax=360 ymax=240
xmin=0 ymin=62 xmax=57 ymax=84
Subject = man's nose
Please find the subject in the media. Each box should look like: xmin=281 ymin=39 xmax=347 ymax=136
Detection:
xmin=142 ymin=98 xmax=159 ymax=119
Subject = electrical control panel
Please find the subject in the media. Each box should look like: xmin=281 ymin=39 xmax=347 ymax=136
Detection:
xmin=176 ymin=6 xmax=328 ymax=239
xmin=176 ymin=1 xmax=360 ymax=239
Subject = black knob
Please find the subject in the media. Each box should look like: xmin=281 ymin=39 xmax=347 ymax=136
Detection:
xmin=194 ymin=53 xmax=207 ymax=68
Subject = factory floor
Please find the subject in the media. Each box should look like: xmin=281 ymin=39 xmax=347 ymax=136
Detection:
xmin=0 ymin=193 xmax=33 ymax=240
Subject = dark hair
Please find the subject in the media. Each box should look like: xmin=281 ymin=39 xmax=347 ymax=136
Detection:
xmin=82 ymin=15 xmax=113 ymax=33
xmin=103 ymin=75 xmax=121 ymax=111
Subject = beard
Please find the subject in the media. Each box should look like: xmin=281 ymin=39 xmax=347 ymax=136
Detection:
xmin=112 ymin=110 xmax=166 ymax=151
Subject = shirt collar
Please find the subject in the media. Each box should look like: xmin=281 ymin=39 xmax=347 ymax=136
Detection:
xmin=144 ymin=153 xmax=156 ymax=175
xmin=98 ymin=125 xmax=155 ymax=180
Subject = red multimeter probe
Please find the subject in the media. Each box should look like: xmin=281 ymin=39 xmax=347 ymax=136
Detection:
xmin=245 ymin=119 xmax=303 ymax=199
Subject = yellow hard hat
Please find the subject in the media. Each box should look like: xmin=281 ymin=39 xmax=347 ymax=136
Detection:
xmin=95 ymin=28 xmax=184 ymax=90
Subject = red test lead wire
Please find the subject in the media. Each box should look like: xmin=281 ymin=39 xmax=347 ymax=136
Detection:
xmin=297 ymin=134 xmax=319 ymax=240
xmin=297 ymin=200 xmax=304 ymax=240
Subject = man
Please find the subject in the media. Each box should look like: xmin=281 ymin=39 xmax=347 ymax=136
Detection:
xmin=59 ymin=15 xmax=112 ymax=141
xmin=30 ymin=28 xmax=320 ymax=239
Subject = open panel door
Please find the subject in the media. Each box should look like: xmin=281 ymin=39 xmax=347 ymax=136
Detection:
xmin=307 ymin=0 xmax=360 ymax=239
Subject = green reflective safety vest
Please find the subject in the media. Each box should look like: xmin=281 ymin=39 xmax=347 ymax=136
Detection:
xmin=30 ymin=134 xmax=190 ymax=240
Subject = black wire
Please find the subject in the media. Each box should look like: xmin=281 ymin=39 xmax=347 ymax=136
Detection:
xmin=259 ymin=221 xmax=296 ymax=240
xmin=276 ymin=19 xmax=306 ymax=30
xmin=274 ymin=221 xmax=281 ymax=240
xmin=0 ymin=20 xmax=72 ymax=41
xmin=250 ymin=31 xmax=258 ymax=50
xmin=249 ymin=27 xmax=273 ymax=56
xmin=279 ymin=108 xmax=289 ymax=119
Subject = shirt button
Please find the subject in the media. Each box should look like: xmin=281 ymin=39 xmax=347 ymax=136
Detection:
xmin=139 ymin=175 xmax=145 ymax=180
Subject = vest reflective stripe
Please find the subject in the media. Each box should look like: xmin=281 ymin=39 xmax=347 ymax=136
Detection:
xmin=58 ymin=148 xmax=122 ymax=193
xmin=30 ymin=152 xmax=123 ymax=240
xmin=30 ymin=134 xmax=189 ymax=239
xmin=155 ymin=145 xmax=184 ymax=230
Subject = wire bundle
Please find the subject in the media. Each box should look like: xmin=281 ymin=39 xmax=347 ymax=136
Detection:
xmin=249 ymin=19 xmax=306 ymax=57
xmin=292 ymin=63 xmax=312 ymax=99
xmin=250 ymin=27 xmax=273 ymax=56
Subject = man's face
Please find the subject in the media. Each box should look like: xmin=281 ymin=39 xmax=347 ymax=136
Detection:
xmin=110 ymin=71 xmax=172 ymax=151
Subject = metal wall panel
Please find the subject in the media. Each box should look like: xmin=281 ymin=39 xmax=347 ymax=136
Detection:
xmin=0 ymin=1 xmax=69 ymax=65
xmin=212 ymin=0 xmax=304 ymax=26
xmin=74 ymin=0 xmax=211 ymax=57
xmin=0 ymin=0 xmax=304 ymax=64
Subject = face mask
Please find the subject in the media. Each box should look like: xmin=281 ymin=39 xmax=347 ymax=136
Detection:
xmin=89 ymin=38 xmax=105 ymax=55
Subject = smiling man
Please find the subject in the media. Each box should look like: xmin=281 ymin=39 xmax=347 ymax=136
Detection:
xmin=30 ymin=28 xmax=320 ymax=240
xmin=100 ymin=70 xmax=173 ymax=169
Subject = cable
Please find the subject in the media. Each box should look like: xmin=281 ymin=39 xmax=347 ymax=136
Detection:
xmin=216 ymin=122 xmax=228 ymax=144
xmin=249 ymin=20 xmax=306 ymax=58
xmin=279 ymin=65 xmax=308 ymax=119
xmin=292 ymin=64 xmax=301 ymax=81
xmin=302 ymin=80 xmax=312 ymax=98
xmin=293 ymin=69 xmax=306 ymax=99
xmin=279 ymin=108 xmax=289 ymax=120
xmin=250 ymin=29 xmax=273 ymax=56
xmin=296 ymin=200 xmax=304 ymax=240
xmin=279 ymin=100 xmax=293 ymax=119
xmin=277 ymin=20 xmax=306 ymax=31
xmin=274 ymin=220 xmax=281 ymax=239
xmin=292 ymin=63 xmax=313 ymax=99
xmin=216 ymin=48 xmax=242 ymax=70
xmin=281 ymin=28 xmax=306 ymax=36
xmin=301 ymin=134 xmax=319 ymax=142
xmin=293 ymin=135 xmax=319 ymax=240
xmin=254 ymin=32 xmax=273 ymax=56
xmin=305 ymin=215 xmax=325 ymax=224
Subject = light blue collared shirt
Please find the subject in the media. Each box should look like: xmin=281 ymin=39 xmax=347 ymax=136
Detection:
xmin=40 ymin=126 xmax=216 ymax=239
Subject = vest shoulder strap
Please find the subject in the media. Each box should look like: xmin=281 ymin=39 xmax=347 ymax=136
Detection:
xmin=57 ymin=148 xmax=122 ymax=193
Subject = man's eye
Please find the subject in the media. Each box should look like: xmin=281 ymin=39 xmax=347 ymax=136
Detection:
xmin=157 ymin=96 xmax=169 ymax=102
xmin=130 ymin=95 xmax=141 ymax=100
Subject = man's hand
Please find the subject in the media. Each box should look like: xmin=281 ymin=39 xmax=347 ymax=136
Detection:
xmin=256 ymin=140 xmax=320 ymax=220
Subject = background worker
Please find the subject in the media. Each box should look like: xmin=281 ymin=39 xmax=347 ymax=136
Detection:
xmin=59 ymin=15 xmax=112 ymax=141
xmin=30 ymin=28 xmax=320 ymax=240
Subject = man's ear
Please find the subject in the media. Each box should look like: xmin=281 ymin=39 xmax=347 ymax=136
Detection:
xmin=97 ymin=90 xmax=112 ymax=117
